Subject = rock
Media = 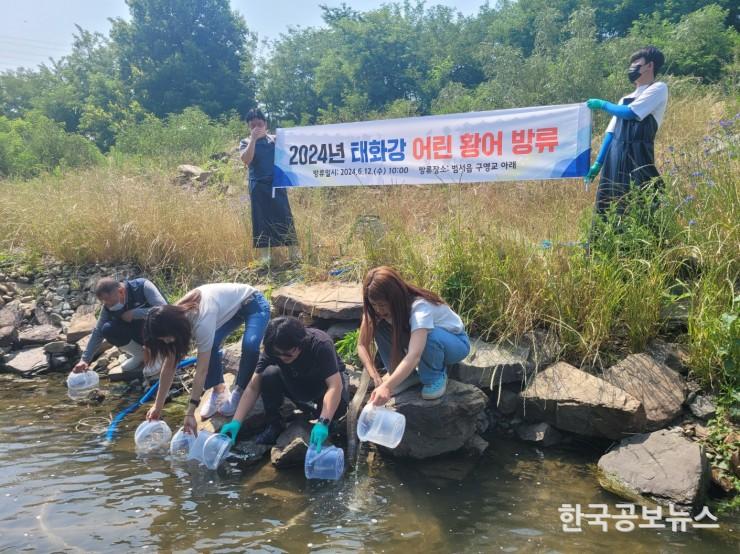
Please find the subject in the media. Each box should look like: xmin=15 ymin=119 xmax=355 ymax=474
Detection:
xmin=646 ymin=338 xmax=690 ymax=375
xmin=107 ymin=366 xmax=143 ymax=382
xmin=33 ymin=306 xmax=51 ymax=326
xmin=386 ymin=380 xmax=488 ymax=459
xmin=520 ymin=362 xmax=642 ymax=440
xmin=270 ymin=420 xmax=311 ymax=468
xmin=602 ymin=353 xmax=686 ymax=431
xmin=66 ymin=311 xmax=97 ymax=343
xmin=688 ymin=395 xmax=716 ymax=420
xmin=44 ymin=341 xmax=78 ymax=355
xmin=272 ymin=282 xmax=363 ymax=320
xmin=0 ymin=300 xmax=21 ymax=328
xmin=515 ymin=422 xmax=563 ymax=447
xmin=710 ymin=467 xmax=734 ymax=494
xmin=18 ymin=325 xmax=61 ymax=346
xmin=326 ymin=320 xmax=360 ymax=341
xmin=598 ymin=429 xmax=710 ymax=511
xmin=3 ymin=347 xmax=49 ymax=376
xmin=0 ymin=326 xmax=17 ymax=348
xmin=221 ymin=342 xmax=243 ymax=375
xmin=491 ymin=385 xmax=520 ymax=415
xmin=463 ymin=434 xmax=489 ymax=455
xmin=451 ymin=329 xmax=558 ymax=389
xmin=452 ymin=338 xmax=530 ymax=388
xmin=231 ymin=441 xmax=270 ymax=467
xmin=50 ymin=313 xmax=63 ymax=327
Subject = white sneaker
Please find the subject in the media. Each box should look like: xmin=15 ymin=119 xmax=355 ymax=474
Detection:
xmin=120 ymin=341 xmax=145 ymax=372
xmin=200 ymin=388 xmax=229 ymax=419
xmin=219 ymin=387 xmax=242 ymax=417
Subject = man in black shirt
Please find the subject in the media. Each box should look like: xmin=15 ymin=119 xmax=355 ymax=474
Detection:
xmin=220 ymin=316 xmax=349 ymax=448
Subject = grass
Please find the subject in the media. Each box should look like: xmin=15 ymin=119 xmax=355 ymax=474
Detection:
xmin=0 ymin=91 xmax=737 ymax=390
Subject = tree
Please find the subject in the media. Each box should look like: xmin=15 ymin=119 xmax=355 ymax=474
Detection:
xmin=111 ymin=0 xmax=255 ymax=118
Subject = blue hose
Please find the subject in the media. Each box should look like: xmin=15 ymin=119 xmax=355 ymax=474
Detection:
xmin=104 ymin=356 xmax=197 ymax=442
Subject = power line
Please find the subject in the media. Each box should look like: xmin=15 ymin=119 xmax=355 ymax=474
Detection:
xmin=0 ymin=34 xmax=70 ymax=49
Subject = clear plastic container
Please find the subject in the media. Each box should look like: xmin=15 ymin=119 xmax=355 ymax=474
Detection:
xmin=170 ymin=427 xmax=196 ymax=460
xmin=187 ymin=429 xmax=213 ymax=464
xmin=134 ymin=420 xmax=172 ymax=454
xmin=304 ymin=445 xmax=344 ymax=480
xmin=356 ymin=404 xmax=406 ymax=448
xmin=202 ymin=433 xmax=232 ymax=470
xmin=66 ymin=370 xmax=100 ymax=400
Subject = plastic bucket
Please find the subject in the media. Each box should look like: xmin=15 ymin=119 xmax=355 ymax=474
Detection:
xmin=304 ymin=445 xmax=344 ymax=480
xmin=356 ymin=404 xmax=406 ymax=448
xmin=170 ymin=427 xmax=196 ymax=460
xmin=134 ymin=420 xmax=172 ymax=454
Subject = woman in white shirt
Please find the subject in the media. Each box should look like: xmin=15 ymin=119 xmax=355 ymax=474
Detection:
xmin=143 ymin=283 xmax=271 ymax=435
xmin=357 ymin=266 xmax=470 ymax=405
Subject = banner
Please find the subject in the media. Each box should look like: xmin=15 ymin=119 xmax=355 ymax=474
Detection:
xmin=273 ymin=103 xmax=591 ymax=188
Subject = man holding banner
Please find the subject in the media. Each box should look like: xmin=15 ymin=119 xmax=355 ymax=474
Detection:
xmin=240 ymin=108 xmax=298 ymax=267
xmin=585 ymin=46 xmax=668 ymax=216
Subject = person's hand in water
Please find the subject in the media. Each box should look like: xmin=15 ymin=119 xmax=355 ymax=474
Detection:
xmin=309 ymin=421 xmax=329 ymax=452
xmin=146 ymin=405 xmax=160 ymax=421
xmin=220 ymin=420 xmax=242 ymax=445
xmin=183 ymin=414 xmax=198 ymax=436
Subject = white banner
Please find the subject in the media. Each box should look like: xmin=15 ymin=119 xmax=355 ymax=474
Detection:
xmin=273 ymin=103 xmax=591 ymax=188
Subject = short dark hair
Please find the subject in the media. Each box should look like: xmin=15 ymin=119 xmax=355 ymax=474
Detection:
xmin=245 ymin=108 xmax=266 ymax=123
xmin=263 ymin=316 xmax=307 ymax=357
xmin=94 ymin=277 xmax=121 ymax=297
xmin=630 ymin=46 xmax=665 ymax=74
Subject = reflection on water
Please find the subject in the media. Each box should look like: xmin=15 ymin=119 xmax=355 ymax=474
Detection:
xmin=0 ymin=374 xmax=737 ymax=553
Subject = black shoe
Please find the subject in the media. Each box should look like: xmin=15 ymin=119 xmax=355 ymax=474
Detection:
xmin=255 ymin=421 xmax=284 ymax=445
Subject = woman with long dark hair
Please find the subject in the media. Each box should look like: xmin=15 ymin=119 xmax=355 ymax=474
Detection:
xmin=357 ymin=266 xmax=470 ymax=405
xmin=143 ymin=283 xmax=270 ymax=434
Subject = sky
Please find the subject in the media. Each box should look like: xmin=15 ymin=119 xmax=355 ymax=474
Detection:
xmin=0 ymin=0 xmax=488 ymax=72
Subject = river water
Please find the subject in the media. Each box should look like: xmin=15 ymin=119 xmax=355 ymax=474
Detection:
xmin=0 ymin=373 xmax=737 ymax=553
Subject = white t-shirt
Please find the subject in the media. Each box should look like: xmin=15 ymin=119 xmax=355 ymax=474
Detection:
xmin=189 ymin=283 xmax=258 ymax=352
xmin=606 ymin=81 xmax=668 ymax=134
xmin=409 ymin=298 xmax=465 ymax=334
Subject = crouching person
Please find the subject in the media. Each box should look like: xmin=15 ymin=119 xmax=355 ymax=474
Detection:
xmin=72 ymin=277 xmax=167 ymax=376
xmin=357 ymin=266 xmax=471 ymax=406
xmin=221 ymin=316 xmax=349 ymax=451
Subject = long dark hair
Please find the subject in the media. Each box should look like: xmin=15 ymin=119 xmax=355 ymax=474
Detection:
xmin=361 ymin=266 xmax=444 ymax=370
xmin=143 ymin=289 xmax=201 ymax=363
xmin=263 ymin=316 xmax=308 ymax=358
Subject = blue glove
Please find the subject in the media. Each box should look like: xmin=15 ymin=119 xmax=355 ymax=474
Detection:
xmin=584 ymin=161 xmax=602 ymax=183
xmin=220 ymin=420 xmax=242 ymax=445
xmin=586 ymin=98 xmax=607 ymax=110
xmin=309 ymin=422 xmax=329 ymax=453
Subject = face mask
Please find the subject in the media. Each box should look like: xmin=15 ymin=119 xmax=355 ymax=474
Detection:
xmin=628 ymin=63 xmax=643 ymax=83
xmin=109 ymin=302 xmax=125 ymax=312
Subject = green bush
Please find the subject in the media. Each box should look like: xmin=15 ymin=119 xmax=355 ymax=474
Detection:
xmin=0 ymin=112 xmax=102 ymax=179
xmin=112 ymin=107 xmax=246 ymax=165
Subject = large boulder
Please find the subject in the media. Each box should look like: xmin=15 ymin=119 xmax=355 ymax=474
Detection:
xmin=451 ymin=329 xmax=558 ymax=389
xmin=18 ymin=325 xmax=62 ymax=346
xmin=520 ymin=362 xmax=642 ymax=440
xmin=66 ymin=310 xmax=98 ymax=343
xmin=272 ymin=282 xmax=363 ymax=321
xmin=3 ymin=347 xmax=49 ymax=376
xmin=386 ymin=379 xmax=488 ymax=459
xmin=598 ymin=429 xmax=710 ymax=511
xmin=603 ymin=353 xmax=686 ymax=431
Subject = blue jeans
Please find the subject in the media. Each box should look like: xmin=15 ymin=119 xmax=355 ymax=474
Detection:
xmin=204 ymin=291 xmax=271 ymax=390
xmin=374 ymin=320 xmax=470 ymax=385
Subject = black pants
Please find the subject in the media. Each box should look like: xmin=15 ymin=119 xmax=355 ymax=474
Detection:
xmin=101 ymin=319 xmax=144 ymax=347
xmin=261 ymin=365 xmax=348 ymax=423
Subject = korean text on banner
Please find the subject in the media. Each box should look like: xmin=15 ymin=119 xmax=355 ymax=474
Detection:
xmin=273 ymin=103 xmax=591 ymax=188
